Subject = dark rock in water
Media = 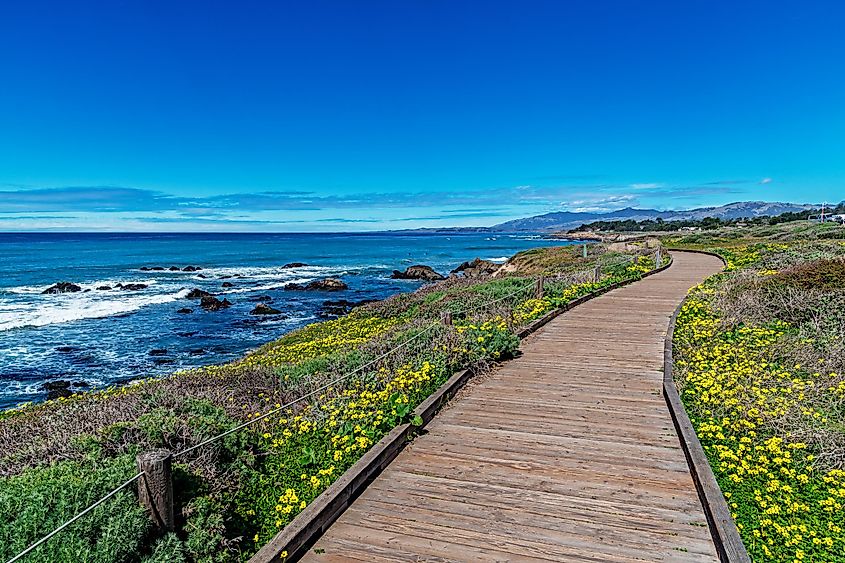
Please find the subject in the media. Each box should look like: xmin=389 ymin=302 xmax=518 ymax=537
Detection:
xmin=55 ymin=346 xmax=78 ymax=353
xmin=182 ymin=266 xmax=202 ymax=272
xmin=390 ymin=265 xmax=446 ymax=281
xmin=42 ymin=282 xmax=82 ymax=294
xmin=250 ymin=303 xmax=283 ymax=315
xmin=148 ymin=348 xmax=168 ymax=356
xmin=75 ymin=381 xmax=90 ymax=388
xmin=177 ymin=307 xmax=193 ymax=314
xmin=318 ymin=298 xmax=377 ymax=318
xmin=169 ymin=266 xmax=181 ymax=271
xmin=149 ymin=266 xmax=166 ymax=271
xmin=221 ymin=281 xmax=234 ymax=288
xmin=189 ymin=348 xmax=206 ymax=356
xmin=282 ymin=262 xmax=308 ymax=268
xmin=196 ymin=273 xmax=207 ymax=279
xmin=246 ymin=295 xmax=273 ymax=302
xmin=200 ymin=296 xmax=232 ymax=311
xmin=140 ymin=266 xmax=151 ymax=271
xmin=153 ymin=358 xmax=175 ymax=365
xmin=284 ymin=278 xmax=348 ymax=291
xmin=176 ymin=331 xmax=198 ymax=337
xmin=96 ymin=285 xmax=113 ymax=291
xmin=451 ymin=257 xmax=500 ymax=278
xmin=185 ymin=288 xmax=212 ymax=299
xmin=41 ymin=380 xmax=74 ymax=400
xmin=313 ymin=278 xmax=347 ymax=290
xmin=219 ymin=274 xmax=232 ymax=279
xmin=119 ymin=283 xmax=148 ymax=291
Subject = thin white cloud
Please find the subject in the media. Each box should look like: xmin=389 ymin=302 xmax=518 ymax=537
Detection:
xmin=562 ymin=194 xmax=637 ymax=213
xmin=760 ymin=178 xmax=773 ymax=184
xmin=629 ymin=183 xmax=663 ymax=190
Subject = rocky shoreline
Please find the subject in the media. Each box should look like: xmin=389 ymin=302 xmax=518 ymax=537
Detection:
xmin=31 ymin=257 xmax=506 ymax=402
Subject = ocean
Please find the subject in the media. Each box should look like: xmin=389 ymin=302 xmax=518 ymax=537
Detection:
xmin=0 ymin=232 xmax=568 ymax=409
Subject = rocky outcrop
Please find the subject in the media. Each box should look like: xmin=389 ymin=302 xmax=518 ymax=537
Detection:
xmin=96 ymin=285 xmax=112 ymax=291
xmin=391 ymin=265 xmax=445 ymax=281
xmin=250 ymin=303 xmax=283 ymax=315
xmin=451 ymin=257 xmax=500 ymax=278
xmin=318 ymin=298 xmax=377 ymax=318
xmin=185 ymin=288 xmax=212 ymax=299
xmin=221 ymin=282 xmax=234 ymax=288
xmin=177 ymin=307 xmax=193 ymax=314
xmin=116 ymin=283 xmax=148 ymax=291
xmin=169 ymin=266 xmax=181 ymax=271
xmin=282 ymin=262 xmax=308 ymax=268
xmin=309 ymin=278 xmax=348 ymax=290
xmin=285 ymin=278 xmax=348 ymax=291
xmin=182 ymin=266 xmax=202 ymax=272
xmin=148 ymin=349 xmax=168 ymax=356
xmin=42 ymin=282 xmax=82 ymax=294
xmin=200 ymin=296 xmax=232 ymax=311
xmin=41 ymin=379 xmax=88 ymax=400
xmin=246 ymin=295 xmax=273 ymax=302
xmin=140 ymin=266 xmax=166 ymax=271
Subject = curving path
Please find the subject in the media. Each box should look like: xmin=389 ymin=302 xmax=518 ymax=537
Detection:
xmin=303 ymin=251 xmax=724 ymax=562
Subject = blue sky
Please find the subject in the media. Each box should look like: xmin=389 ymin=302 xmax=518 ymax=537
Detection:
xmin=1 ymin=1 xmax=844 ymax=231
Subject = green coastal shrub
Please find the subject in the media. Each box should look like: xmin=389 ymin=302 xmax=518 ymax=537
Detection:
xmin=0 ymin=455 xmax=149 ymax=563
xmin=770 ymin=258 xmax=845 ymax=291
xmin=142 ymin=534 xmax=187 ymax=563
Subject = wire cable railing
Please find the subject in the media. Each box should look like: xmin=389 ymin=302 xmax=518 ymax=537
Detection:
xmin=4 ymin=247 xmax=668 ymax=563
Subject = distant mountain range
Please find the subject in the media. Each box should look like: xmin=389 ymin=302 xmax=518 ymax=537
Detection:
xmin=488 ymin=201 xmax=820 ymax=232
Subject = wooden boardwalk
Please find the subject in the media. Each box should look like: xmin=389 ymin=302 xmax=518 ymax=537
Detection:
xmin=304 ymin=251 xmax=724 ymax=562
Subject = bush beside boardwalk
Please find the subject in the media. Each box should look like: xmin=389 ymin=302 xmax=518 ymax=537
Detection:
xmin=668 ymin=223 xmax=845 ymax=561
xmin=0 ymin=245 xmax=657 ymax=563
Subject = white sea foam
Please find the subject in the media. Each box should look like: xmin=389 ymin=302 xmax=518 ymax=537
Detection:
xmin=0 ymin=261 xmax=371 ymax=332
xmin=0 ymin=287 xmax=190 ymax=331
xmin=219 ymin=277 xmax=318 ymax=295
xmin=138 ymin=264 xmax=340 ymax=280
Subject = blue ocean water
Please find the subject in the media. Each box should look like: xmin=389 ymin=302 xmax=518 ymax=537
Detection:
xmin=0 ymin=232 xmax=568 ymax=409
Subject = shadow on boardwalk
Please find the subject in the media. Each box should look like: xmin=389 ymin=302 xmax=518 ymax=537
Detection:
xmin=304 ymin=251 xmax=724 ymax=562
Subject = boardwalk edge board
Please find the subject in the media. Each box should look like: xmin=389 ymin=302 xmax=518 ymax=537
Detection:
xmin=662 ymin=250 xmax=752 ymax=563
xmin=250 ymin=257 xmax=673 ymax=563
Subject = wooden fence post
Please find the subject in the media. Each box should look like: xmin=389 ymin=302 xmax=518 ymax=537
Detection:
xmin=535 ymin=275 xmax=545 ymax=299
xmin=137 ymin=449 xmax=175 ymax=532
xmin=655 ymin=250 xmax=662 ymax=269
xmin=594 ymin=264 xmax=601 ymax=282
xmin=582 ymin=244 xmax=588 ymax=258
xmin=441 ymin=311 xmax=452 ymax=326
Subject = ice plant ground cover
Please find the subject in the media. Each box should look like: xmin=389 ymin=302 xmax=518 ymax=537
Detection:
xmin=669 ymin=226 xmax=845 ymax=562
xmin=0 ymin=245 xmax=658 ymax=563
